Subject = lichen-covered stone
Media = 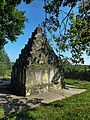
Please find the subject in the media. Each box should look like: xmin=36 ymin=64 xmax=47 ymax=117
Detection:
xmin=11 ymin=27 xmax=63 ymax=96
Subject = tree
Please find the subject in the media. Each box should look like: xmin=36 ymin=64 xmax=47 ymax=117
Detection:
xmin=65 ymin=0 xmax=90 ymax=63
xmin=0 ymin=0 xmax=86 ymax=48
xmin=0 ymin=0 xmax=89 ymax=64
xmin=65 ymin=13 xmax=90 ymax=64
xmin=0 ymin=48 xmax=11 ymax=76
xmin=0 ymin=0 xmax=33 ymax=48
xmin=44 ymin=0 xmax=90 ymax=64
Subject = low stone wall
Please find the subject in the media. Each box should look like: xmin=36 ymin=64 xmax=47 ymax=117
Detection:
xmin=25 ymin=66 xmax=61 ymax=96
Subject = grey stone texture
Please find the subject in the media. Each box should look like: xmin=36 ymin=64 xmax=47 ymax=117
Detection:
xmin=11 ymin=27 xmax=63 ymax=96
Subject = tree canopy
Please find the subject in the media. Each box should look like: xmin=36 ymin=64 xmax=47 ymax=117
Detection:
xmin=0 ymin=0 xmax=90 ymax=64
xmin=0 ymin=0 xmax=26 ymax=48
xmin=0 ymin=0 xmax=35 ymax=48
xmin=44 ymin=0 xmax=90 ymax=64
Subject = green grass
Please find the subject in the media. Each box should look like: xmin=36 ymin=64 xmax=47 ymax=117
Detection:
xmin=1 ymin=79 xmax=90 ymax=120
xmin=0 ymin=108 xmax=4 ymax=119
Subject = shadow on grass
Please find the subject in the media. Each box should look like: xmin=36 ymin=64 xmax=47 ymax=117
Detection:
xmin=0 ymin=95 xmax=43 ymax=120
xmin=41 ymin=102 xmax=64 ymax=108
xmin=0 ymin=78 xmax=43 ymax=120
xmin=0 ymin=94 xmax=43 ymax=120
xmin=65 ymin=81 xmax=79 ymax=85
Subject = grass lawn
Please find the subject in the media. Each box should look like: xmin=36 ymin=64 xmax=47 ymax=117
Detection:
xmin=0 ymin=108 xmax=4 ymax=119
xmin=1 ymin=79 xmax=90 ymax=120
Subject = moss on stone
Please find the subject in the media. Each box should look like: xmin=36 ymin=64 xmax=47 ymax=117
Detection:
xmin=30 ymin=63 xmax=51 ymax=69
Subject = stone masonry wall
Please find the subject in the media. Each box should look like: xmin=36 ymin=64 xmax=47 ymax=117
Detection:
xmin=26 ymin=66 xmax=61 ymax=96
xmin=11 ymin=27 xmax=62 ymax=96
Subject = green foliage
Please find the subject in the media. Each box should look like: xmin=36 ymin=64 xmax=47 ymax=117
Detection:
xmin=64 ymin=65 xmax=90 ymax=81
xmin=30 ymin=63 xmax=50 ymax=69
xmin=1 ymin=0 xmax=89 ymax=64
xmin=0 ymin=108 xmax=4 ymax=119
xmin=0 ymin=48 xmax=11 ymax=76
xmin=44 ymin=0 xmax=90 ymax=64
xmin=65 ymin=10 xmax=90 ymax=63
xmin=0 ymin=0 xmax=33 ymax=48
xmin=64 ymin=64 xmax=85 ymax=73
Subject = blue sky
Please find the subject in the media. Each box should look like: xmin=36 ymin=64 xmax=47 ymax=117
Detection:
xmin=5 ymin=0 xmax=45 ymax=61
xmin=4 ymin=0 xmax=90 ymax=65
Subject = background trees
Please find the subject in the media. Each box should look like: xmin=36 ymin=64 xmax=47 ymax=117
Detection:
xmin=0 ymin=49 xmax=11 ymax=76
xmin=64 ymin=64 xmax=90 ymax=81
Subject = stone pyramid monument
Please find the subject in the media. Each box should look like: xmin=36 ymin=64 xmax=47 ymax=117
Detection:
xmin=11 ymin=27 xmax=62 ymax=96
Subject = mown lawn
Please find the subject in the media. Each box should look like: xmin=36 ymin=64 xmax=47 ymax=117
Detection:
xmin=1 ymin=79 xmax=90 ymax=120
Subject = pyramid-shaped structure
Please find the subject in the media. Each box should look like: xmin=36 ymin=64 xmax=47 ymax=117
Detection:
xmin=11 ymin=27 xmax=62 ymax=96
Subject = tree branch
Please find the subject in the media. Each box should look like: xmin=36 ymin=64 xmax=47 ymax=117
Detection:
xmin=61 ymin=6 xmax=74 ymax=26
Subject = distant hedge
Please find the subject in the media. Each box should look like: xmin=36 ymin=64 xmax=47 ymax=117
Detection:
xmin=64 ymin=70 xmax=90 ymax=81
xmin=64 ymin=65 xmax=90 ymax=81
